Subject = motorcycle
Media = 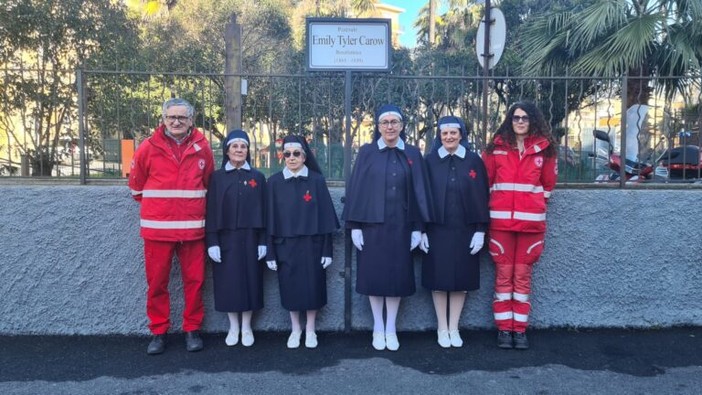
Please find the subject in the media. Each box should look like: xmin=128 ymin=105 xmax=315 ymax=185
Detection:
xmin=592 ymin=129 xmax=654 ymax=183
xmin=656 ymin=144 xmax=702 ymax=181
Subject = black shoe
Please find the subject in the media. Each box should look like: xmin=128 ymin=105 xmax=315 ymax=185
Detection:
xmin=513 ymin=332 xmax=529 ymax=350
xmin=497 ymin=331 xmax=513 ymax=349
xmin=147 ymin=335 xmax=166 ymax=355
xmin=185 ymin=331 xmax=204 ymax=352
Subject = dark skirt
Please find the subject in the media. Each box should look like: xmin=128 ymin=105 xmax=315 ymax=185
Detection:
xmin=274 ymin=235 xmax=327 ymax=311
xmin=356 ymin=221 xmax=416 ymax=297
xmin=213 ymin=229 xmax=264 ymax=312
xmin=421 ymin=224 xmax=480 ymax=292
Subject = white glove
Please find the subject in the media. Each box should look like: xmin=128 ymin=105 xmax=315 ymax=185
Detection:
xmin=351 ymin=229 xmax=364 ymax=251
xmin=410 ymin=231 xmax=422 ymax=251
xmin=266 ymin=260 xmax=277 ymax=271
xmin=257 ymin=245 xmax=267 ymax=261
xmin=207 ymin=246 xmax=221 ymax=263
xmin=321 ymin=257 xmax=332 ymax=269
xmin=419 ymin=233 xmax=429 ymax=253
xmin=469 ymin=232 xmax=485 ymax=255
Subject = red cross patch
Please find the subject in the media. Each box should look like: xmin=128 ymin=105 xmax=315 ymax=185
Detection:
xmin=303 ymin=190 xmax=312 ymax=202
xmin=469 ymin=169 xmax=477 ymax=179
xmin=407 ymin=158 xmax=413 ymax=166
xmin=248 ymin=179 xmax=258 ymax=188
xmin=534 ymin=157 xmax=543 ymax=168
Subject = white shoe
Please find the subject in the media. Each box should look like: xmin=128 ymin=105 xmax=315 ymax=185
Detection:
xmin=449 ymin=330 xmax=463 ymax=347
xmin=305 ymin=331 xmax=318 ymax=349
xmin=385 ymin=332 xmax=399 ymax=351
xmin=287 ymin=331 xmax=301 ymax=349
xmin=241 ymin=330 xmax=254 ymax=347
xmin=437 ymin=330 xmax=451 ymax=348
xmin=372 ymin=332 xmax=386 ymax=351
xmin=225 ymin=330 xmax=239 ymax=346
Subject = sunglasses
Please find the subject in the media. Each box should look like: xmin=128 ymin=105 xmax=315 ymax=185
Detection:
xmin=512 ymin=115 xmax=530 ymax=123
xmin=283 ymin=150 xmax=303 ymax=158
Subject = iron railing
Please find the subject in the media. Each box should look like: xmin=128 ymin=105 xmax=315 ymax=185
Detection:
xmin=1 ymin=67 xmax=700 ymax=185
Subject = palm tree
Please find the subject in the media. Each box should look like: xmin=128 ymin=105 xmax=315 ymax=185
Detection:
xmin=520 ymin=0 xmax=702 ymax=104
xmin=415 ymin=1 xmax=478 ymax=49
xmin=429 ymin=0 xmax=436 ymax=47
xmin=351 ymin=0 xmax=376 ymax=15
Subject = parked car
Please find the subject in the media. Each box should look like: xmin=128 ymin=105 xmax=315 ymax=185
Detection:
xmin=656 ymin=145 xmax=702 ymax=180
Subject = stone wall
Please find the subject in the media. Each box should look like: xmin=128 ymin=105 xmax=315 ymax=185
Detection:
xmin=1 ymin=186 xmax=700 ymax=335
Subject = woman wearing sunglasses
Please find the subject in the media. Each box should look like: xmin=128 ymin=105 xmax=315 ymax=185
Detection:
xmin=342 ymin=104 xmax=433 ymax=351
xmin=265 ymin=135 xmax=339 ymax=349
xmin=420 ymin=115 xmax=490 ymax=348
xmin=482 ymin=101 xmax=557 ymax=350
xmin=205 ymin=129 xmax=267 ymax=347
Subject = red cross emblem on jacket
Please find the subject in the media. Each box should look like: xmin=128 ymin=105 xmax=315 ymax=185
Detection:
xmin=248 ymin=179 xmax=257 ymax=188
xmin=303 ymin=190 xmax=312 ymax=202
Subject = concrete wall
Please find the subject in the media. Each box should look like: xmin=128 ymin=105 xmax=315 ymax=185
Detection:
xmin=1 ymin=185 xmax=700 ymax=335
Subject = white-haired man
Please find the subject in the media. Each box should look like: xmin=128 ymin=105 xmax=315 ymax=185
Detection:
xmin=129 ymin=98 xmax=214 ymax=355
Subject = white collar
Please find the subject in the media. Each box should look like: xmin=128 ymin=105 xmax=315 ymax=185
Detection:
xmin=283 ymin=165 xmax=309 ymax=179
xmin=377 ymin=138 xmax=405 ymax=151
xmin=438 ymin=144 xmax=466 ymax=159
xmin=225 ymin=161 xmax=251 ymax=171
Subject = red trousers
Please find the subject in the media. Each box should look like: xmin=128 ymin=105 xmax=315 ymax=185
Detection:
xmin=488 ymin=230 xmax=545 ymax=333
xmin=144 ymin=239 xmax=205 ymax=335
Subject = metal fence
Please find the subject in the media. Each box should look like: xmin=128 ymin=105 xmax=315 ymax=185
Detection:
xmin=1 ymin=67 xmax=701 ymax=185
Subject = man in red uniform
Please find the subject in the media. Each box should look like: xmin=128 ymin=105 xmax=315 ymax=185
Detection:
xmin=482 ymin=101 xmax=557 ymax=350
xmin=129 ymin=98 xmax=214 ymax=355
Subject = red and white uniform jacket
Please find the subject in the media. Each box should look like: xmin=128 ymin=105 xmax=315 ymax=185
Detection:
xmin=482 ymin=135 xmax=557 ymax=233
xmin=129 ymin=125 xmax=215 ymax=241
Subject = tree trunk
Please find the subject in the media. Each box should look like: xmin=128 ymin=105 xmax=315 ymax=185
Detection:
xmin=225 ymin=13 xmax=243 ymax=131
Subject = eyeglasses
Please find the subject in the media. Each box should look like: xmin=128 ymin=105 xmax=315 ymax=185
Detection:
xmin=165 ymin=115 xmax=190 ymax=123
xmin=512 ymin=115 xmax=530 ymax=123
xmin=379 ymin=120 xmax=402 ymax=128
xmin=283 ymin=150 xmax=303 ymax=158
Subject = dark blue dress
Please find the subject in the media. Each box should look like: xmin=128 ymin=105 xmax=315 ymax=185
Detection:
xmin=206 ymin=166 xmax=267 ymax=312
xmin=343 ymin=143 xmax=434 ymax=297
xmin=266 ymin=169 xmax=339 ymax=311
xmin=422 ymin=150 xmax=489 ymax=291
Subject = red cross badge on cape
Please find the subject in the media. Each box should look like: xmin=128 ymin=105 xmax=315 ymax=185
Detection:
xmin=469 ymin=169 xmax=477 ymax=179
xmin=248 ymin=179 xmax=258 ymax=188
xmin=303 ymin=190 xmax=312 ymax=202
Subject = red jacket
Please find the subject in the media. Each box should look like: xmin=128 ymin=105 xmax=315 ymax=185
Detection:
xmin=129 ymin=125 xmax=215 ymax=241
xmin=482 ymin=135 xmax=557 ymax=233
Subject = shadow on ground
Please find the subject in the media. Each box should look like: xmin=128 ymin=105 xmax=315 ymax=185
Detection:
xmin=2 ymin=328 xmax=700 ymax=382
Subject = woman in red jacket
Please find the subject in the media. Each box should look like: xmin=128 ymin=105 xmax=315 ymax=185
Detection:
xmin=482 ymin=101 xmax=557 ymax=350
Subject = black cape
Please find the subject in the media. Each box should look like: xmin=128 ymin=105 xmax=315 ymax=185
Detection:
xmin=205 ymin=166 xmax=267 ymax=247
xmin=266 ymin=170 xmax=339 ymax=240
xmin=424 ymin=150 xmax=490 ymax=228
xmin=342 ymin=143 xmax=434 ymax=225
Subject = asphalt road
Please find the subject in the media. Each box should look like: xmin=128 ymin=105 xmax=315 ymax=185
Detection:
xmin=1 ymin=328 xmax=700 ymax=394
